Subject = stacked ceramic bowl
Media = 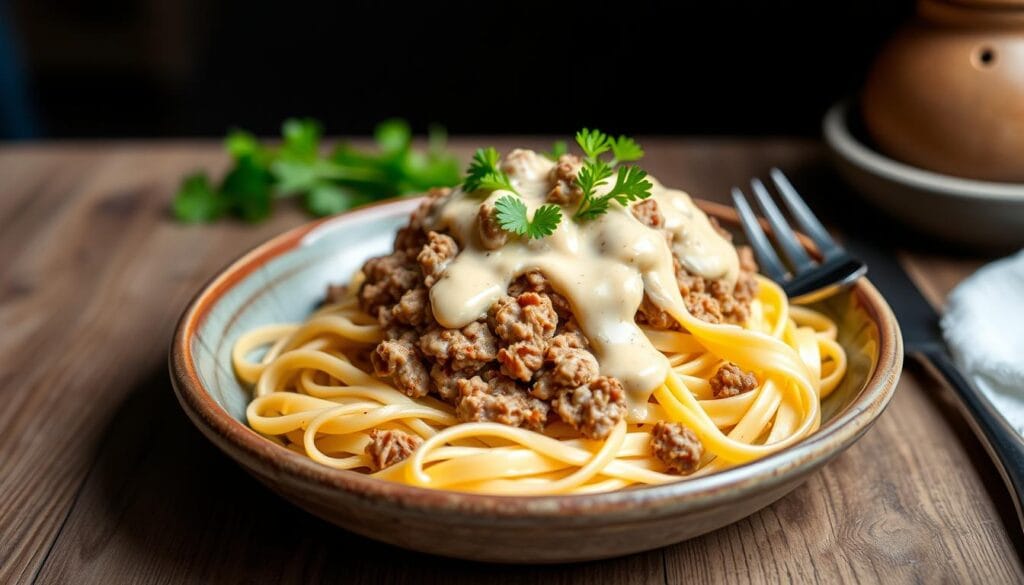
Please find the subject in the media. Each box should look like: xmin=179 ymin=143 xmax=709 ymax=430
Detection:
xmin=824 ymin=0 xmax=1024 ymax=249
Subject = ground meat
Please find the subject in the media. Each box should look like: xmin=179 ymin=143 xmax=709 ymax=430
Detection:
xmin=547 ymin=326 xmax=588 ymax=353
xmin=711 ymin=282 xmax=745 ymax=323
xmin=417 ymin=231 xmax=459 ymax=287
xmin=498 ymin=342 xmax=545 ymax=382
xmin=674 ymin=259 xmax=707 ymax=296
xmin=393 ymin=187 xmax=449 ymax=254
xmin=546 ymin=154 xmax=583 ymax=205
xmin=429 ymin=363 xmax=473 ymax=403
xmin=532 ymin=347 xmax=599 ymax=400
xmin=709 ymin=363 xmax=758 ymax=398
xmin=635 ymin=295 xmax=680 ymax=331
xmin=393 ymin=226 xmax=427 ymax=258
xmin=491 ymin=292 xmax=558 ymax=381
xmin=325 ymin=284 xmax=348 ymax=305
xmin=383 ymin=326 xmax=418 ymax=343
xmin=386 ymin=287 xmax=430 ymax=327
xmin=553 ymin=376 xmax=626 ymax=440
xmin=477 ymin=201 xmax=507 ymax=250
xmin=685 ymin=292 xmax=724 ymax=324
xmin=650 ymin=422 xmax=703 ymax=474
xmin=365 ymin=429 xmax=422 ymax=471
xmin=455 ymin=374 xmax=549 ymax=431
xmin=358 ymin=251 xmax=420 ymax=319
xmin=491 ymin=292 xmax=558 ymax=344
xmin=507 ymin=271 xmax=573 ymax=320
xmin=708 ymin=216 xmax=732 ymax=241
xmin=419 ymin=321 xmax=498 ymax=372
xmin=501 ymin=148 xmax=543 ymax=179
xmin=371 ymin=339 xmax=430 ymax=398
xmin=631 ymin=199 xmax=666 ymax=230
xmin=737 ymin=245 xmax=758 ymax=273
xmin=722 ymin=272 xmax=759 ymax=323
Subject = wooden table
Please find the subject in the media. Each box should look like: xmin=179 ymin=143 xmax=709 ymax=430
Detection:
xmin=1 ymin=139 xmax=1020 ymax=584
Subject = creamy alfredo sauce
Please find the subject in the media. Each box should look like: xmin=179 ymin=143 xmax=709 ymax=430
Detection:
xmin=425 ymin=149 xmax=739 ymax=420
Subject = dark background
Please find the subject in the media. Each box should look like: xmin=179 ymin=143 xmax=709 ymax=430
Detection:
xmin=1 ymin=1 xmax=913 ymax=140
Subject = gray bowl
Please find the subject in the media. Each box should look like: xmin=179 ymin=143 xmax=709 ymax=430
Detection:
xmin=824 ymin=100 xmax=1024 ymax=249
xmin=170 ymin=198 xmax=902 ymax=563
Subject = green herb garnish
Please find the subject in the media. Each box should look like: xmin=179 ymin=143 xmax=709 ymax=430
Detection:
xmin=172 ymin=118 xmax=461 ymax=223
xmin=494 ymin=195 xmax=562 ymax=240
xmin=470 ymin=129 xmax=651 ymax=240
xmin=542 ymin=140 xmax=568 ymax=161
xmin=573 ymin=128 xmax=652 ymax=221
xmin=463 ymin=147 xmax=517 ymax=194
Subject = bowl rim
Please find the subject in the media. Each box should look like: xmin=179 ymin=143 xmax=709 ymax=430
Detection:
xmin=170 ymin=197 xmax=903 ymax=519
xmin=823 ymin=99 xmax=1024 ymax=201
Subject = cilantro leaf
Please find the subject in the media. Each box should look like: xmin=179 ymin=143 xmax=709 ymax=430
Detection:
xmin=375 ymin=118 xmax=411 ymax=156
xmin=575 ymin=128 xmax=611 ymax=160
xmin=172 ymin=117 xmax=464 ymax=225
xmin=494 ymin=195 xmax=562 ymax=239
xmin=280 ymin=118 xmax=321 ymax=162
xmin=609 ymin=135 xmax=644 ymax=163
xmin=221 ymin=155 xmax=274 ymax=222
xmin=571 ymin=129 xmax=651 ymax=221
xmin=575 ymin=159 xmax=613 ymax=198
xmin=172 ymin=172 xmax=225 ymax=223
xmin=225 ymin=128 xmax=272 ymax=164
xmin=494 ymin=195 xmax=529 ymax=234
xmin=463 ymin=147 xmax=516 ymax=194
xmin=543 ymin=140 xmax=568 ymax=161
xmin=606 ymin=165 xmax=653 ymax=205
xmin=528 ymin=204 xmax=563 ymax=238
xmin=305 ymin=183 xmax=370 ymax=216
xmin=574 ymin=194 xmax=611 ymax=220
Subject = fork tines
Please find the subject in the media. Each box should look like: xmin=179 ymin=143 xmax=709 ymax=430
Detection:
xmin=731 ymin=169 xmax=865 ymax=301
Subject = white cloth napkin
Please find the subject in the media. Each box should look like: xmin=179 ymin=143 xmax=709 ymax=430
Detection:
xmin=941 ymin=250 xmax=1024 ymax=436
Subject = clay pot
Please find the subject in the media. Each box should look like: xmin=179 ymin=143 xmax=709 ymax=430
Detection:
xmin=863 ymin=0 xmax=1024 ymax=182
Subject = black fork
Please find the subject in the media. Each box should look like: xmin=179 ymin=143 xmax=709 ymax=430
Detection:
xmin=731 ymin=168 xmax=866 ymax=302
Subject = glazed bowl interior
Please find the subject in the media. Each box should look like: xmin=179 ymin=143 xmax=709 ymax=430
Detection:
xmin=172 ymin=197 xmax=901 ymax=562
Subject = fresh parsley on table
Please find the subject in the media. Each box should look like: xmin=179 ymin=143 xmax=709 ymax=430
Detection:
xmin=172 ymin=118 xmax=461 ymax=223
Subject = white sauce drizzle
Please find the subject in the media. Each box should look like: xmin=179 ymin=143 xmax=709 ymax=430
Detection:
xmin=425 ymin=149 xmax=739 ymax=419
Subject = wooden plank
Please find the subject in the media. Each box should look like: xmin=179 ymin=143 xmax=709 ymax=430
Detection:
xmin=0 ymin=144 xmax=309 ymax=583
xmin=664 ymin=362 xmax=1024 ymax=584
xmin=1 ymin=139 xmax=1019 ymax=584
xmin=31 ymin=375 xmax=664 ymax=583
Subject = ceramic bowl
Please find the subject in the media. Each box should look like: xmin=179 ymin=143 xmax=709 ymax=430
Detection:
xmin=170 ymin=198 xmax=903 ymax=563
xmin=824 ymin=100 xmax=1024 ymax=250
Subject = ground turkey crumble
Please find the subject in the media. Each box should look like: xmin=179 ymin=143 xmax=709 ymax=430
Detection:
xmin=709 ymin=363 xmax=758 ymax=398
xmin=631 ymin=199 xmax=759 ymax=328
xmin=650 ymin=421 xmax=703 ymax=474
xmin=364 ymin=429 xmax=422 ymax=471
xmin=355 ymin=191 xmax=625 ymax=447
xmin=340 ymin=165 xmax=758 ymax=471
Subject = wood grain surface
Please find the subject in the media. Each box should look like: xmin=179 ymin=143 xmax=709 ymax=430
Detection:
xmin=0 ymin=139 xmax=1019 ymax=584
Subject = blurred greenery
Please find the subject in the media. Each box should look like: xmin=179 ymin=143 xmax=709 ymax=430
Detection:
xmin=172 ymin=118 xmax=461 ymax=223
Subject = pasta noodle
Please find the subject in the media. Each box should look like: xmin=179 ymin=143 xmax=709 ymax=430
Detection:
xmin=234 ymin=145 xmax=847 ymax=495
xmin=237 ymin=275 xmax=845 ymax=494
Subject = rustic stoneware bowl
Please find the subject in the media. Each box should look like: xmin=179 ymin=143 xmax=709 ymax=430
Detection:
xmin=170 ymin=197 xmax=903 ymax=563
xmin=824 ymin=100 xmax=1024 ymax=250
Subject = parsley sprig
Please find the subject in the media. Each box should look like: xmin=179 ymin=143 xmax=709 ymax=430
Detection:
xmin=460 ymin=146 xmax=560 ymax=240
xmin=172 ymin=118 xmax=461 ymax=223
xmin=494 ymin=196 xmax=562 ymax=239
xmin=466 ymin=129 xmax=652 ymax=240
xmin=573 ymin=129 xmax=652 ymax=220
xmin=463 ymin=147 xmax=517 ymax=194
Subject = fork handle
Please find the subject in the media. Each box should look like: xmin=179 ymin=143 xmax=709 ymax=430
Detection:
xmin=919 ymin=347 xmax=1024 ymax=532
